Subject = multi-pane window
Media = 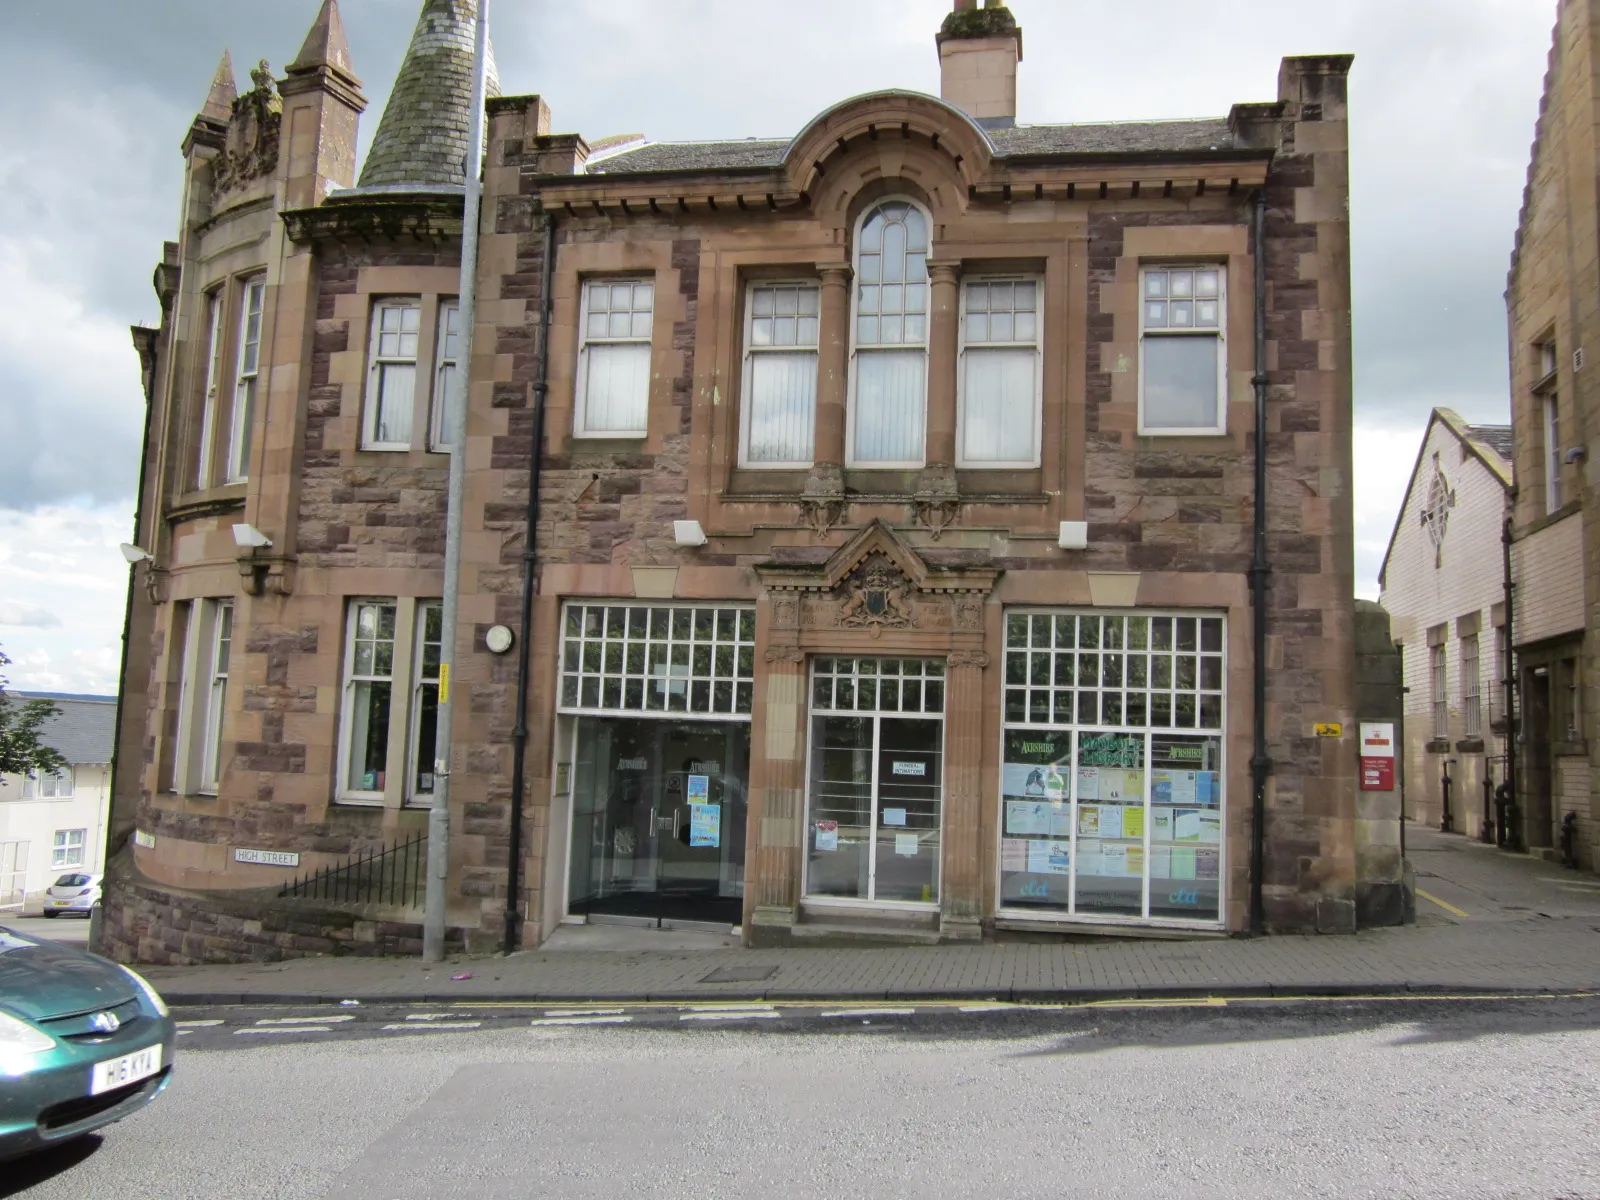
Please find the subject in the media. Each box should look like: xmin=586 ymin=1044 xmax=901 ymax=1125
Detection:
xmin=1140 ymin=265 xmax=1226 ymax=434
xmin=195 ymin=290 xmax=226 ymax=488
xmin=1545 ymin=395 xmax=1563 ymax=512
xmin=851 ymin=200 xmax=929 ymax=466
xmin=1555 ymin=657 xmax=1580 ymax=742
xmin=959 ymin=277 xmax=1041 ymax=466
xmin=340 ymin=601 xmax=397 ymax=800
xmin=197 ymin=601 xmax=233 ymax=794
xmin=1489 ymin=626 xmax=1509 ymax=725
xmin=740 ymin=283 xmax=819 ymax=467
xmin=576 ymin=279 xmax=654 ymax=436
xmin=1430 ymin=642 xmax=1449 ymax=740
xmin=810 ymin=656 xmax=946 ymax=715
xmin=409 ymin=602 xmax=442 ymax=803
xmin=21 ymin=769 xmax=73 ymax=799
xmin=429 ymin=300 xmax=461 ymax=451
xmin=51 ymin=829 xmax=85 ymax=870
xmin=364 ymin=300 xmax=421 ymax=449
xmin=1461 ymin=633 xmax=1481 ymax=739
xmin=226 ymin=277 xmax=265 ymax=482
xmin=1004 ymin=613 xmax=1225 ymax=732
xmin=559 ymin=603 xmax=755 ymax=718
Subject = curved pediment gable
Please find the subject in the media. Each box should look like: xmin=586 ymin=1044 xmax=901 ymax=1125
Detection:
xmin=783 ymin=90 xmax=994 ymax=199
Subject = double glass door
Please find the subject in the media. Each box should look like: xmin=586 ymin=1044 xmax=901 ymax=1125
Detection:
xmin=805 ymin=657 xmax=945 ymax=905
xmin=567 ymin=717 xmax=749 ymax=924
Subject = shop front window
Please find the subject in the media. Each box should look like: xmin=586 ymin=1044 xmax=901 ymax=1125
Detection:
xmin=999 ymin=612 xmax=1225 ymax=925
xmin=806 ymin=657 xmax=945 ymax=906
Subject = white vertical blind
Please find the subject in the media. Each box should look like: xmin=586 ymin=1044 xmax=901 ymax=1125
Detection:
xmin=960 ymin=278 xmax=1039 ymax=465
xmin=365 ymin=301 xmax=421 ymax=447
xmin=579 ymin=279 xmax=654 ymax=435
xmin=743 ymin=283 xmax=818 ymax=465
xmin=226 ymin=278 xmax=265 ymax=481
xmin=852 ymin=201 xmax=929 ymax=465
xmin=854 ymin=350 xmax=927 ymax=464
xmin=430 ymin=300 xmax=461 ymax=450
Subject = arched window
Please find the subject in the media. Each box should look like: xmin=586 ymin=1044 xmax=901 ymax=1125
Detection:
xmin=850 ymin=200 xmax=929 ymax=466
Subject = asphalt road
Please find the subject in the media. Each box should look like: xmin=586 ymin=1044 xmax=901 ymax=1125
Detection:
xmin=2 ymin=916 xmax=89 ymax=946
xmin=7 ymin=995 xmax=1599 ymax=1200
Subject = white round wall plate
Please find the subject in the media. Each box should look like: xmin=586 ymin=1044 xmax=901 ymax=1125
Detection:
xmin=484 ymin=624 xmax=514 ymax=654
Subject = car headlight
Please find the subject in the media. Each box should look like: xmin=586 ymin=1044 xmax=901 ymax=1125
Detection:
xmin=0 ymin=1010 xmax=55 ymax=1055
xmin=120 ymin=966 xmax=169 ymax=1017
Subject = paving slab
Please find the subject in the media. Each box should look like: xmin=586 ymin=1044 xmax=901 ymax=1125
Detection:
xmin=113 ymin=827 xmax=1600 ymax=1006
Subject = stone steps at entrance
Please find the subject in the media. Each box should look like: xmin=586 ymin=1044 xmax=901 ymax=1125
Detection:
xmin=789 ymin=922 xmax=945 ymax=947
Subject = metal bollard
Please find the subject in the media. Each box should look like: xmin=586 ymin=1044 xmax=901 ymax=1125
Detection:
xmin=1440 ymin=761 xmax=1454 ymax=833
xmin=1480 ymin=776 xmax=1496 ymax=844
xmin=1559 ymin=811 xmax=1580 ymax=869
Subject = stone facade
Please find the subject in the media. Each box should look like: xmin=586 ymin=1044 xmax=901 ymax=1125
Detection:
xmin=109 ymin=1 xmax=1362 ymax=963
xmin=1379 ymin=409 xmax=1513 ymax=840
xmin=1505 ymin=0 xmax=1598 ymax=867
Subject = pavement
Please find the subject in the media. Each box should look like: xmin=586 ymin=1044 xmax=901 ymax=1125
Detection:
xmin=113 ymin=826 xmax=1600 ymax=1006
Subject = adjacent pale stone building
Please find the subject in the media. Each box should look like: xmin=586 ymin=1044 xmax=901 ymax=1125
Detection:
xmin=1379 ymin=410 xmax=1513 ymax=840
xmin=104 ymin=0 xmax=1369 ymax=963
xmin=1505 ymin=0 xmax=1599 ymax=868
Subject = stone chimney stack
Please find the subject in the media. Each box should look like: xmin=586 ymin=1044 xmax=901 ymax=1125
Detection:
xmin=937 ymin=0 xmax=1023 ymax=129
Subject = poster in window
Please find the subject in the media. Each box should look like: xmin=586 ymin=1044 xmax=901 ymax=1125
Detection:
xmin=1027 ymin=840 xmax=1072 ymax=875
xmin=689 ymin=802 xmax=720 ymax=848
xmin=814 ymin=820 xmax=839 ymax=852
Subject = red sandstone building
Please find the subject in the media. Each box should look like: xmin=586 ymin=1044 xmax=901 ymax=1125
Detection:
xmin=107 ymin=0 xmax=1372 ymax=962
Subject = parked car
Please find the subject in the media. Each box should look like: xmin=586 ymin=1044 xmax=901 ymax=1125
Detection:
xmin=41 ymin=874 xmax=102 ymax=919
xmin=0 ymin=926 xmax=175 ymax=1160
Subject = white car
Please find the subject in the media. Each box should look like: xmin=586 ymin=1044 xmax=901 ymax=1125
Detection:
xmin=41 ymin=873 xmax=101 ymax=918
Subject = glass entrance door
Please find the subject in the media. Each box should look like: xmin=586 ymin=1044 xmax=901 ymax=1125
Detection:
xmin=567 ymin=717 xmax=749 ymax=924
xmin=805 ymin=657 xmax=945 ymax=905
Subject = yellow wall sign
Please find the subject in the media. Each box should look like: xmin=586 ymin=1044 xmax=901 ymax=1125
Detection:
xmin=1314 ymin=722 xmax=1343 ymax=737
xmin=439 ymin=662 xmax=450 ymax=704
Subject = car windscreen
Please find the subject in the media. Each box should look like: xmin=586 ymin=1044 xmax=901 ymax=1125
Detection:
xmin=54 ymin=874 xmax=92 ymax=887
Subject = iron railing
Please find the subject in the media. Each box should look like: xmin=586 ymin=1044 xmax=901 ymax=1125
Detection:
xmin=277 ymin=832 xmax=425 ymax=908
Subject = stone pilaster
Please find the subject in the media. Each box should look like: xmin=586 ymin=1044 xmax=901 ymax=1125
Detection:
xmin=807 ymin=263 xmax=852 ymax=494
xmin=940 ymin=644 xmax=988 ymax=939
xmin=921 ymin=260 xmax=962 ymax=493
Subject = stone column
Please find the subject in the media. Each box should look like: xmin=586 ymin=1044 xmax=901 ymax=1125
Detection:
xmin=921 ymin=260 xmax=963 ymax=494
xmin=807 ymin=264 xmax=852 ymax=495
xmin=939 ymin=645 xmax=987 ymax=939
xmin=746 ymin=591 xmax=808 ymax=944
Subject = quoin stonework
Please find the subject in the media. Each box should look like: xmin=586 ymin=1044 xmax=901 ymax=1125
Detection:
xmin=105 ymin=0 xmax=1369 ymax=964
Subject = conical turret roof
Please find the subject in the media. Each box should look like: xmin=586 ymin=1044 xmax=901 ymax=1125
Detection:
xmin=356 ymin=0 xmax=500 ymax=191
xmin=202 ymin=51 xmax=238 ymax=122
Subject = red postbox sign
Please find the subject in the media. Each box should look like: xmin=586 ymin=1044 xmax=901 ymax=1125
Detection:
xmin=1359 ymin=721 xmax=1396 ymax=791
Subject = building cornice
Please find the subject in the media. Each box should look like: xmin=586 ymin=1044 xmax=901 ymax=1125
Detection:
xmin=281 ymin=195 xmax=465 ymax=246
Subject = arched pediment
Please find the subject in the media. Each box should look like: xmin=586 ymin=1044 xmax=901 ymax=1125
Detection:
xmin=783 ymin=90 xmax=994 ymax=198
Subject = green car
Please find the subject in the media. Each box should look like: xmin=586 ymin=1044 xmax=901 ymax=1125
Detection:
xmin=0 ymin=926 xmax=175 ymax=1160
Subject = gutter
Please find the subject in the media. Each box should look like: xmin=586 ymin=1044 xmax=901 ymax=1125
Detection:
xmin=1500 ymin=512 xmax=1519 ymax=850
xmin=504 ymin=204 xmax=556 ymax=954
xmin=1249 ymin=188 xmax=1273 ymax=935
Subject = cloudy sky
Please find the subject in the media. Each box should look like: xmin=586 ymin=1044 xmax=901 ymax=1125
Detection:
xmin=0 ymin=0 xmax=1552 ymax=695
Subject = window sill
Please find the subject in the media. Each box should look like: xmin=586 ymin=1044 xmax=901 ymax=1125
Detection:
xmin=166 ymin=485 xmax=247 ymax=524
xmin=1425 ymin=738 xmax=1452 ymax=754
xmin=1519 ymin=499 xmax=1583 ymax=538
xmin=334 ymin=795 xmax=388 ymax=808
xmin=1454 ymin=738 xmax=1486 ymax=753
xmin=1553 ymin=740 xmax=1588 ymax=758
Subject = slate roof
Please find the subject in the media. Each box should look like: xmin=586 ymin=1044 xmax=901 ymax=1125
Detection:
xmin=12 ymin=695 xmax=116 ymax=766
xmin=584 ymin=117 xmax=1240 ymax=176
xmin=356 ymin=0 xmax=500 ymax=191
xmin=1465 ymin=424 xmax=1514 ymax=463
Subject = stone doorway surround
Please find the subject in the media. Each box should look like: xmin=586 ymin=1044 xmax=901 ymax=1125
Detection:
xmin=745 ymin=520 xmax=1000 ymax=944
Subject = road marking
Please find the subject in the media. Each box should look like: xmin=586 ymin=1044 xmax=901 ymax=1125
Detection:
xmin=1086 ymin=997 xmax=1228 ymax=1009
xmin=178 ymin=1030 xmax=193 ymax=1036
xmin=1416 ymin=889 xmax=1471 ymax=918
xmin=530 ymin=1015 xmax=633 ymax=1026
xmin=405 ymin=1013 xmax=457 ymax=1021
xmin=680 ymin=1011 xmax=780 ymax=1022
xmin=958 ymin=1003 xmax=1015 ymax=1013
xmin=544 ymin=1008 xmax=626 ymax=1017
xmin=255 ymin=1015 xmax=357 ymax=1025
xmin=235 ymin=1026 xmax=333 ymax=1035
xmin=817 ymin=1008 xmax=915 ymax=1018
xmin=685 ymin=1004 xmax=775 ymax=1012
xmin=381 ymin=1021 xmax=482 ymax=1032
xmin=175 ymin=1019 xmax=224 ymax=1028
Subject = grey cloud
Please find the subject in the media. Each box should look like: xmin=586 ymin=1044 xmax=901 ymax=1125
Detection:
xmin=0 ymin=602 xmax=63 ymax=629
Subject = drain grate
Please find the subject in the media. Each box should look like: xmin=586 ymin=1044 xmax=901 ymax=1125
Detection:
xmin=700 ymin=964 xmax=780 ymax=984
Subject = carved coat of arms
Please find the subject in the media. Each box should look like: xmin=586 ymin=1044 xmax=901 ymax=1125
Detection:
xmin=837 ymin=553 xmax=914 ymax=634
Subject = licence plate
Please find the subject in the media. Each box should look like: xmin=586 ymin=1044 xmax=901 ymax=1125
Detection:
xmin=90 ymin=1045 xmax=162 ymax=1096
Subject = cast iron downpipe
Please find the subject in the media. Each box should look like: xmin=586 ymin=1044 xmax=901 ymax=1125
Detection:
xmin=1500 ymin=512 xmax=1520 ymax=851
xmin=504 ymin=205 xmax=557 ymax=954
xmin=1248 ymin=189 xmax=1273 ymax=936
